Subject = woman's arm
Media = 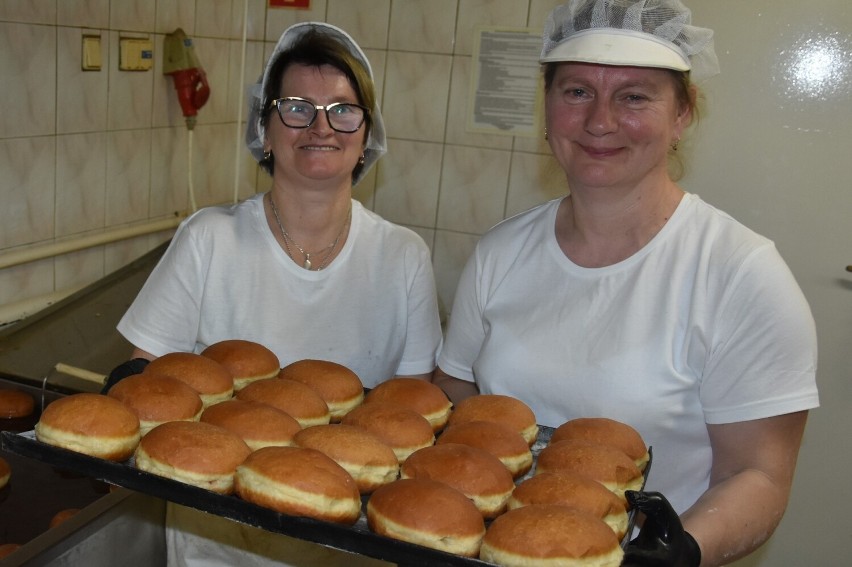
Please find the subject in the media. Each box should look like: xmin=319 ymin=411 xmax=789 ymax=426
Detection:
xmin=681 ymin=411 xmax=809 ymax=566
xmin=432 ymin=367 xmax=479 ymax=405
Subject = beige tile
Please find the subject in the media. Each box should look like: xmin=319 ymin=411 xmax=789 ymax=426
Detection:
xmin=195 ymin=0 xmax=233 ymax=39
xmin=437 ymin=145 xmax=511 ymax=234
xmin=192 ymin=37 xmax=234 ymax=125
xmin=54 ymin=247 xmax=106 ymax=292
xmin=353 ymin=166 xmax=376 ymax=210
xmin=228 ymin=40 xmax=267 ymax=124
xmin=0 ymin=23 xmax=56 ymax=139
xmin=155 ymin=0 xmax=196 ymax=35
xmin=363 ymin=48 xmax=386 ymax=104
xmin=56 ymin=133 xmax=107 ymax=237
xmin=190 ymin=123 xmax=237 ymax=208
xmin=107 ymin=31 xmax=154 ymax=130
xmin=57 ymin=0 xmax=109 ymax=28
xmin=105 ymin=231 xmax=173 ymax=274
xmin=432 ymin=229 xmax=480 ymax=321
xmin=455 ymin=0 xmax=530 ymax=55
xmin=106 ymin=129 xmax=152 ymax=225
xmin=150 ymin=127 xmax=190 ymax=217
xmin=506 ymin=150 xmax=565 ymax=218
xmin=0 ymin=137 xmax=55 ymax=249
xmin=374 ymin=139 xmax=442 ymax=227
xmin=528 ymin=0 xmax=563 ymax=28
xmin=388 ymin=0 xmax=457 ymax=54
xmin=57 ymin=27 xmax=109 ymax=134
xmin=0 ymin=0 xmax=55 ymax=24
xmin=0 ymin=258 xmax=55 ymax=307
xmin=110 ymin=0 xmax=156 ymax=33
xmin=265 ymin=0 xmax=328 ymax=42
xmin=327 ymin=0 xmax=390 ymax=50
xmin=446 ymin=55 xmax=513 ymax=149
xmin=383 ymin=51 xmax=452 ymax=142
xmin=230 ymin=0 xmax=268 ymax=41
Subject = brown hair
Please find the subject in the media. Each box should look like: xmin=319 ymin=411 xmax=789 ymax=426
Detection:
xmin=259 ymin=29 xmax=375 ymax=178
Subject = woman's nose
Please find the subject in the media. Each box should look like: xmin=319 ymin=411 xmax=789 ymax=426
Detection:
xmin=309 ymin=108 xmax=334 ymax=134
xmin=585 ymin=99 xmax=617 ymax=135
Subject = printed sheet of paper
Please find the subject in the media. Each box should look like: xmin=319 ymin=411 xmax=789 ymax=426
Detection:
xmin=468 ymin=27 xmax=543 ymax=137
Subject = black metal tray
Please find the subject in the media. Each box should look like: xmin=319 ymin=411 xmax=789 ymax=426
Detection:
xmin=1 ymin=426 xmax=649 ymax=566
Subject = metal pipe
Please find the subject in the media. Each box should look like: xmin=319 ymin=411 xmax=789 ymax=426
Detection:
xmin=0 ymin=216 xmax=183 ymax=270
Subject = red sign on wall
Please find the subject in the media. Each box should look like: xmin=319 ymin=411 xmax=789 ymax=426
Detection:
xmin=269 ymin=0 xmax=310 ymax=8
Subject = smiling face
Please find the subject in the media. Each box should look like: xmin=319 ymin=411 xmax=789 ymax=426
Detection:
xmin=265 ymin=63 xmax=367 ymax=187
xmin=545 ymin=63 xmax=691 ymax=193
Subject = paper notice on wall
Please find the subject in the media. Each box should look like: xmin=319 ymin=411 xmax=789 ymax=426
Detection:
xmin=468 ymin=27 xmax=543 ymax=137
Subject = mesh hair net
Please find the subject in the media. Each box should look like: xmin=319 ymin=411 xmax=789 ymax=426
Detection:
xmin=541 ymin=0 xmax=719 ymax=83
xmin=245 ymin=22 xmax=387 ymax=185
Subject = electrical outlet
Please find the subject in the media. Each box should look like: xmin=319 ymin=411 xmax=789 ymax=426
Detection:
xmin=119 ymin=37 xmax=154 ymax=71
xmin=82 ymin=35 xmax=102 ymax=71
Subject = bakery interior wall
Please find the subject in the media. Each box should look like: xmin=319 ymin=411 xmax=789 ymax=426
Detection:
xmin=0 ymin=0 xmax=849 ymax=564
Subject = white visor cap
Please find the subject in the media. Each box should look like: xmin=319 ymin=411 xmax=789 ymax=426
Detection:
xmin=539 ymin=27 xmax=690 ymax=71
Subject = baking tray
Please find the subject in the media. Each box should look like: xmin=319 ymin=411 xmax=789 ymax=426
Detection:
xmin=1 ymin=426 xmax=650 ymax=566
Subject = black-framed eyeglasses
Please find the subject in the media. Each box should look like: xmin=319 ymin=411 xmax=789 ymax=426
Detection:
xmin=270 ymin=97 xmax=369 ymax=133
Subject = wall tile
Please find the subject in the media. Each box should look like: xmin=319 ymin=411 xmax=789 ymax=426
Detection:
xmin=105 ymin=129 xmax=152 ymax=225
xmin=57 ymin=27 xmax=109 ymax=134
xmin=455 ymin=0 xmax=529 ymax=55
xmin=0 ymin=259 xmax=55 ymax=307
xmin=505 ymin=150 xmax=564 ymax=218
xmin=54 ymin=247 xmax=106 ymax=292
xmin=327 ymin=0 xmax=390 ymax=50
xmin=374 ymin=139 xmax=442 ymax=227
xmin=432 ymin=229 xmax=480 ymax=321
xmin=0 ymin=137 xmax=55 ymax=249
xmin=437 ymin=145 xmax=511 ymax=234
xmin=190 ymin=123 xmax=237 ymax=208
xmin=230 ymin=0 xmax=267 ymax=41
xmin=58 ymin=0 xmax=109 ymax=28
xmin=0 ymin=23 xmax=56 ymax=139
xmin=56 ymin=132 xmax=107 ymax=237
xmin=383 ymin=52 xmax=452 ymax=142
xmin=0 ymin=0 xmax=55 ymax=24
xmin=193 ymin=37 xmax=234 ymax=125
xmin=528 ymin=0 xmax=562 ymax=28
xmin=155 ymin=0 xmax=196 ymax=35
xmin=388 ymin=0 xmax=457 ymax=54
xmin=105 ymin=231 xmax=173 ymax=275
xmin=107 ymin=31 xmax=154 ymax=130
xmin=265 ymin=0 xmax=328 ymax=41
xmin=195 ymin=0 xmax=233 ymax=39
xmin=110 ymin=0 xmax=156 ymax=33
xmin=150 ymin=127 xmax=190 ymax=217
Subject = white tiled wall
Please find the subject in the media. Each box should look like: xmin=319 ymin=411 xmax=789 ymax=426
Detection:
xmin=0 ymin=0 xmax=565 ymax=322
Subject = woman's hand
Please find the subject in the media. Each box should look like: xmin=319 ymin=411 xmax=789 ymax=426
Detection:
xmin=623 ymin=491 xmax=701 ymax=567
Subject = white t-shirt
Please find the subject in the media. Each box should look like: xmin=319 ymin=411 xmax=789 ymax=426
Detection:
xmin=118 ymin=193 xmax=442 ymax=387
xmin=438 ymin=193 xmax=818 ymax=514
xmin=118 ymin=193 xmax=441 ymax=566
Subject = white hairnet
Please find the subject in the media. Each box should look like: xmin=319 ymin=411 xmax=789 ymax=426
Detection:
xmin=245 ymin=22 xmax=387 ymax=185
xmin=541 ymin=0 xmax=719 ymax=83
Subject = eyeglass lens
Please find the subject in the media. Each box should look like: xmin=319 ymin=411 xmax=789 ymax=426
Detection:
xmin=274 ymin=98 xmax=366 ymax=133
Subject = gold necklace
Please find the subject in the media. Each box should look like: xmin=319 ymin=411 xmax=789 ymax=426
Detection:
xmin=268 ymin=193 xmax=351 ymax=270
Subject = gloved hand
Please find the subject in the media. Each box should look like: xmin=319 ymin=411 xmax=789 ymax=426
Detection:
xmin=100 ymin=358 xmax=150 ymax=394
xmin=622 ymin=491 xmax=701 ymax=567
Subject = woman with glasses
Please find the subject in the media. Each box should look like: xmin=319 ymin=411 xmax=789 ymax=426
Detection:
xmin=113 ymin=22 xmax=439 ymax=567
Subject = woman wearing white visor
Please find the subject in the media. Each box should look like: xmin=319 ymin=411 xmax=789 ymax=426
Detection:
xmin=435 ymin=1 xmax=818 ymax=565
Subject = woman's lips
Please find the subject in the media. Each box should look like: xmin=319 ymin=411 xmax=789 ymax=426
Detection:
xmin=579 ymin=144 xmax=622 ymax=158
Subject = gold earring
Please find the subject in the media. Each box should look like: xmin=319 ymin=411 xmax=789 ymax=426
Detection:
xmin=671 ymin=138 xmax=680 ymax=152
xmin=544 ymin=127 xmax=548 ymax=141
xmin=358 ymin=153 xmax=365 ymax=165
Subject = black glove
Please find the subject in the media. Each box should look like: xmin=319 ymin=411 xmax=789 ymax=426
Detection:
xmin=622 ymin=491 xmax=701 ymax=567
xmin=100 ymin=358 xmax=150 ymax=394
